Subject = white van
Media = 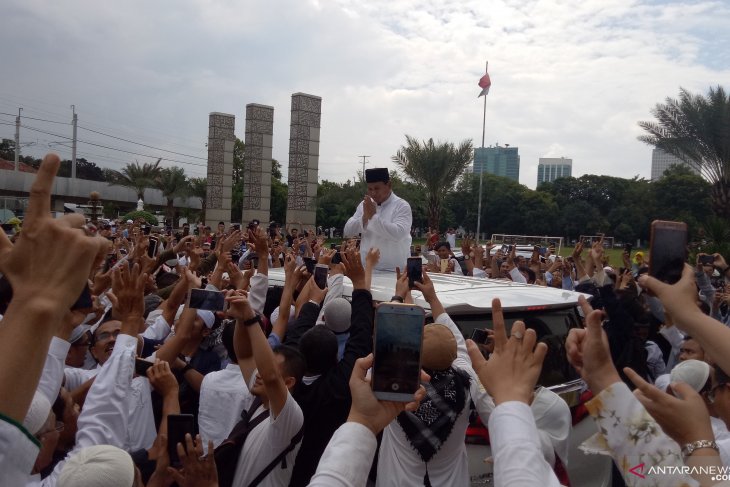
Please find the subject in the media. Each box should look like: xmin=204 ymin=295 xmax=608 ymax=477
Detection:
xmin=266 ymin=268 xmax=612 ymax=486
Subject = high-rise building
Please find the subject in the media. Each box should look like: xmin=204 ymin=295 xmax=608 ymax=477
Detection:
xmin=651 ymin=148 xmax=700 ymax=181
xmin=473 ymin=145 xmax=520 ymax=182
xmin=537 ymin=157 xmax=572 ymax=185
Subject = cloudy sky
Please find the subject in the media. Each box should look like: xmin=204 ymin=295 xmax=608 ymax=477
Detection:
xmin=1 ymin=0 xmax=728 ymax=189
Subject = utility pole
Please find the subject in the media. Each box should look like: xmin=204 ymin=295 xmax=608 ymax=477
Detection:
xmin=358 ymin=155 xmax=370 ymax=185
xmin=71 ymin=105 xmax=78 ymax=179
xmin=476 ymin=61 xmax=488 ymax=241
xmin=14 ymin=108 xmax=21 ymax=171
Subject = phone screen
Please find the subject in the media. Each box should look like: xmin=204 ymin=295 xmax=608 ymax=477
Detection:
xmin=135 ymin=358 xmax=154 ymax=377
xmin=167 ymin=414 xmax=196 ymax=468
xmin=314 ymin=264 xmax=328 ymax=289
xmin=372 ymin=303 xmax=425 ymax=401
xmin=649 ymin=220 xmax=687 ymax=284
xmin=188 ymin=288 xmax=225 ymax=311
xmin=142 ymin=225 xmax=151 ymax=235
xmin=148 ymin=237 xmax=159 ymax=258
xmin=331 ymin=252 xmax=342 ymax=265
xmin=699 ymin=255 xmax=715 ymax=265
xmin=407 ymin=257 xmax=422 ymax=289
xmin=471 ymin=328 xmax=489 ymax=344
xmin=303 ymin=257 xmax=316 ymax=274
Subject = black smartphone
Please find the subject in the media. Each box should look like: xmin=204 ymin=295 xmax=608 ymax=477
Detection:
xmin=406 ymin=257 xmax=422 ymax=290
xmin=372 ymin=303 xmax=425 ymax=401
xmin=649 ymin=220 xmax=688 ymax=284
xmin=167 ymin=414 xmax=196 ymax=468
xmin=147 ymin=236 xmax=159 ymax=258
xmin=471 ymin=328 xmax=490 ymax=344
xmin=331 ymin=251 xmax=342 ymax=265
xmin=103 ymin=253 xmax=118 ymax=273
xmin=142 ymin=225 xmax=151 ymax=236
xmin=314 ymin=264 xmax=328 ymax=289
xmin=232 ymin=223 xmax=241 ymax=231
xmin=71 ymin=284 xmax=93 ymax=311
xmin=699 ymin=254 xmax=715 ymax=265
xmin=330 ymin=243 xmax=338 ymax=250
xmin=303 ymin=257 xmax=316 ymax=274
xmin=187 ymin=288 xmax=225 ymax=311
xmin=135 ymin=358 xmax=154 ymax=377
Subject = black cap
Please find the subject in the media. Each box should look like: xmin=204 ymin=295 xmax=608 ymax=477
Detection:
xmin=365 ymin=168 xmax=390 ymax=183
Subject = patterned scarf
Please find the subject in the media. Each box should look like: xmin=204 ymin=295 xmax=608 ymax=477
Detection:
xmin=396 ymin=367 xmax=470 ymax=464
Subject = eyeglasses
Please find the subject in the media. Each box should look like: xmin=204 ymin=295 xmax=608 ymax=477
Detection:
xmin=95 ymin=329 xmax=121 ymax=343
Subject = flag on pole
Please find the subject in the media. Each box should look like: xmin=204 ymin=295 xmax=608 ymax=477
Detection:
xmin=477 ymin=72 xmax=491 ymax=97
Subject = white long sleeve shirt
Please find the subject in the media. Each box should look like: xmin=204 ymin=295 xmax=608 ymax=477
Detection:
xmin=38 ymin=337 xmax=71 ymax=404
xmin=28 ymin=333 xmax=137 ymax=487
xmin=343 ymin=192 xmax=412 ymax=271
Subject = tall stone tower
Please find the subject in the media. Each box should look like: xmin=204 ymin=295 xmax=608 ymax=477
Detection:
xmin=285 ymin=93 xmax=321 ymax=231
xmin=205 ymin=112 xmax=235 ymax=227
xmin=242 ymin=104 xmax=274 ymax=225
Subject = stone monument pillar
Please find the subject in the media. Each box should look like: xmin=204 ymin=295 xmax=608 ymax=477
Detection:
xmin=242 ymin=104 xmax=274 ymax=225
xmin=205 ymin=112 xmax=235 ymax=228
xmin=285 ymin=93 xmax=321 ymax=231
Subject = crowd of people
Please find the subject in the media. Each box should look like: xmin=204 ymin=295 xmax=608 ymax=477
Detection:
xmin=2 ymin=154 xmax=730 ymax=487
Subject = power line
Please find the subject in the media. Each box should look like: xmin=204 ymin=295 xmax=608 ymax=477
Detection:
xmin=77 ymin=124 xmax=208 ymax=160
xmin=0 ymin=111 xmax=70 ymax=125
xmin=16 ymin=123 xmax=209 ymax=169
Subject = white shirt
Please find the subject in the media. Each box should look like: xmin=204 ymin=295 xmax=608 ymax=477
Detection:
xmin=308 ymin=422 xmax=377 ymax=487
xmin=232 ymin=392 xmax=304 ymax=487
xmin=343 ymin=192 xmax=412 ymax=271
xmin=199 ymin=363 xmax=254 ymax=448
xmin=489 ymin=401 xmax=561 ymax=487
xmin=0 ymin=413 xmax=39 ymax=487
xmin=63 ymin=365 xmax=156 ymax=452
xmin=446 ymin=232 xmax=456 ymax=250
xmin=376 ymin=312 xmax=478 ymax=486
xmin=38 ymin=337 xmax=71 ymax=403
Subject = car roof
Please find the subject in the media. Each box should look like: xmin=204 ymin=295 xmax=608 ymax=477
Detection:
xmin=267 ymin=267 xmax=588 ymax=315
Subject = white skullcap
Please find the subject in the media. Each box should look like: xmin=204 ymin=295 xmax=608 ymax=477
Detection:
xmin=670 ymin=359 xmax=710 ymax=393
xmin=23 ymin=391 xmax=52 ymax=435
xmin=270 ymin=305 xmax=295 ymax=325
xmin=69 ymin=324 xmax=92 ymax=344
xmin=323 ymin=298 xmax=351 ymax=334
xmin=197 ymin=310 xmax=215 ymax=328
xmin=58 ymin=444 xmax=135 ymax=487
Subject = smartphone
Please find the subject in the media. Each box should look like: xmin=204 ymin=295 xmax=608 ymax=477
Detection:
xmin=410 ymin=245 xmax=416 ymax=256
xmin=538 ymin=247 xmax=547 ymax=256
xmin=303 ymin=257 xmax=316 ymax=274
xmin=314 ymin=264 xmax=328 ymax=289
xmin=440 ymin=258 xmax=449 ymax=273
xmin=103 ymin=254 xmax=118 ymax=273
xmin=70 ymin=284 xmax=93 ymax=311
xmin=406 ymin=257 xmax=422 ymax=289
xmin=142 ymin=225 xmax=151 ymax=236
xmin=649 ymin=220 xmax=688 ymax=284
xmin=330 ymin=243 xmax=338 ymax=250
xmin=147 ymin=236 xmax=159 ymax=258
xmin=135 ymin=358 xmax=154 ymax=377
xmin=331 ymin=251 xmax=342 ymax=265
xmin=699 ymin=254 xmax=715 ymax=266
xmin=232 ymin=223 xmax=241 ymax=231
xmin=372 ymin=303 xmax=425 ymax=401
xmin=471 ymin=328 xmax=490 ymax=344
xmin=167 ymin=414 xmax=196 ymax=468
xmin=187 ymin=288 xmax=226 ymax=312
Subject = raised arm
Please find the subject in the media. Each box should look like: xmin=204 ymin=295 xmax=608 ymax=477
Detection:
xmin=227 ymin=292 xmax=290 ymax=417
xmin=343 ymin=200 xmax=365 ymax=237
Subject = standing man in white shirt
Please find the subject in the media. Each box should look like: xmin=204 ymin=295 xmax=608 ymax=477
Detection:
xmin=343 ymin=168 xmax=412 ymax=271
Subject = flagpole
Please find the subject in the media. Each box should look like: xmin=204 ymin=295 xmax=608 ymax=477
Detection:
xmin=476 ymin=61 xmax=488 ymax=242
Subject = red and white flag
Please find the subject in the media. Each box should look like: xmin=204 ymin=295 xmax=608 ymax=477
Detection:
xmin=478 ymin=72 xmax=491 ymax=97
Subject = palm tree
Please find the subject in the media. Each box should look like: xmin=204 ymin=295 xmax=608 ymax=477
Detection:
xmin=189 ymin=177 xmax=207 ymax=223
xmin=638 ymin=86 xmax=730 ymax=219
xmin=156 ymin=167 xmax=189 ymax=224
xmin=104 ymin=159 xmax=162 ymax=202
xmin=392 ymin=135 xmax=473 ymax=229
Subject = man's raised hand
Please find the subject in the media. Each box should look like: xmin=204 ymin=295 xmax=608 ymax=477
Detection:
xmin=0 ymin=154 xmax=108 ymax=311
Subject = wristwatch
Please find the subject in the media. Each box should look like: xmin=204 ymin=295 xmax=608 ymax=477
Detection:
xmin=464 ymin=255 xmax=470 ymax=260
xmin=391 ymin=295 xmax=404 ymax=303
xmin=681 ymin=439 xmax=718 ymax=457
xmin=242 ymin=315 xmax=263 ymax=327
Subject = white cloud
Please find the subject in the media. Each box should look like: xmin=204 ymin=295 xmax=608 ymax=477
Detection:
xmin=1 ymin=0 xmax=728 ymax=191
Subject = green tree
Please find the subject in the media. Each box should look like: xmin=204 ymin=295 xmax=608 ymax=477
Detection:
xmin=231 ymin=138 xmax=246 ymax=220
xmin=156 ymin=167 xmax=189 ymax=224
xmin=0 ymin=138 xmax=15 ymax=161
xmin=270 ymin=160 xmax=288 ymax=225
xmin=392 ymin=135 xmax=473 ymax=229
xmin=651 ymin=164 xmax=712 ymax=233
xmin=103 ymin=159 xmax=162 ymax=201
xmin=638 ymin=86 xmax=730 ymax=219
xmin=189 ymin=177 xmax=207 ymax=223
